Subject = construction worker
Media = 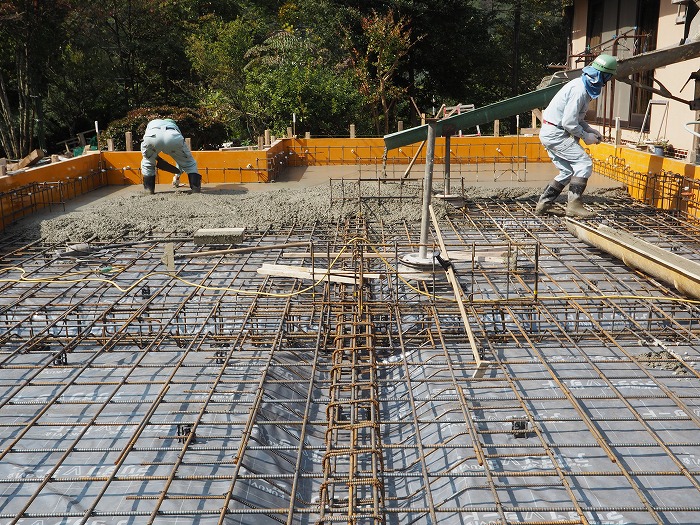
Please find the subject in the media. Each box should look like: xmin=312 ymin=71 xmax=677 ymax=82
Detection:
xmin=535 ymin=53 xmax=617 ymax=217
xmin=140 ymin=118 xmax=202 ymax=194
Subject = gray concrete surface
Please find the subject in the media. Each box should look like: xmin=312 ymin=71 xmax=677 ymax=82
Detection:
xmin=4 ymin=163 xmax=627 ymax=244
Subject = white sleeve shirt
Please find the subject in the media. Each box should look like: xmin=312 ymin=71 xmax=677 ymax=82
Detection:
xmin=542 ymin=79 xmax=593 ymax=139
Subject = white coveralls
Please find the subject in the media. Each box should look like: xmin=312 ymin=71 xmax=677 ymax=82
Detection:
xmin=539 ymin=78 xmax=600 ymax=184
xmin=140 ymin=119 xmax=198 ymax=186
xmin=539 ymin=79 xmax=600 ymax=184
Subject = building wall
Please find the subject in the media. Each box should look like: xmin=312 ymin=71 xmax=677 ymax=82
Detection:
xmin=572 ymin=0 xmax=700 ymax=159
xmin=570 ymin=0 xmax=589 ymax=68
xmin=654 ymin=2 xmax=700 ymax=156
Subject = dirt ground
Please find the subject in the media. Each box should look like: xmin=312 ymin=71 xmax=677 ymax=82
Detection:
xmin=4 ymin=164 xmax=629 ymax=245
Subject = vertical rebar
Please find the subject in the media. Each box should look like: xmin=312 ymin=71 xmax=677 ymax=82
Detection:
xmin=418 ymin=119 xmax=437 ymax=260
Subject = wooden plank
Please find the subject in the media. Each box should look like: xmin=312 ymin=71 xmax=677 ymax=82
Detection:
xmin=260 ymin=263 xmax=380 ymax=281
xmin=282 ymin=252 xmax=392 ymax=259
xmin=19 ymin=149 xmax=44 ymax=169
xmin=429 ymin=204 xmax=493 ymax=378
xmin=403 ymin=140 xmax=426 ymax=179
xmin=257 ymin=263 xmax=380 ymax=285
xmin=281 ymin=249 xmax=509 ymax=265
xmin=258 ymin=264 xmax=356 ymax=285
xmin=174 ymin=241 xmax=310 ymax=260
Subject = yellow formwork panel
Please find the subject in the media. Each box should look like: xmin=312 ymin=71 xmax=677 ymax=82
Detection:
xmin=0 ymin=152 xmax=104 ymax=229
xmin=286 ymin=137 xmax=389 ymax=166
xmin=0 ymin=136 xmax=550 ymax=193
xmin=284 ymin=136 xmax=550 ymax=166
xmin=0 ymin=152 xmax=100 ymax=193
xmin=103 ymin=152 xmax=144 ymax=186
xmin=9 ymin=138 xmax=700 ymax=191
xmin=591 ymin=142 xmax=700 ymax=178
xmin=589 ymin=142 xmax=700 ymax=214
xmin=102 ymin=150 xmax=274 ymax=185
xmin=2 ymin=138 xmax=698 ymax=195
xmin=6 ymin=136 xmax=700 ymax=230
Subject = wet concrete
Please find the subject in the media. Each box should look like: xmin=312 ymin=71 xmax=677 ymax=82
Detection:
xmin=3 ymin=163 xmax=628 ymax=245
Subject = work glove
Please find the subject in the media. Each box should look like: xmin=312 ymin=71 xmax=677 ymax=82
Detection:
xmin=593 ymin=129 xmax=604 ymax=142
xmin=582 ymin=132 xmax=599 ymax=145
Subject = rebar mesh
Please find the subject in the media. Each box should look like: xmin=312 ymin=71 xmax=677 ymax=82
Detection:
xmin=1 ymin=186 xmax=700 ymax=524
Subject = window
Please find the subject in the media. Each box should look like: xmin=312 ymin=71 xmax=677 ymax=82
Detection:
xmin=629 ymin=0 xmax=660 ymax=129
xmin=586 ymin=0 xmax=604 ymax=54
xmin=586 ymin=0 xmax=605 ymax=117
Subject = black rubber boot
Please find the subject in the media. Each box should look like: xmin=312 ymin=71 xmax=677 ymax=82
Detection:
xmin=535 ymin=180 xmax=565 ymax=216
xmin=188 ymin=173 xmax=202 ymax=193
xmin=143 ymin=175 xmax=156 ymax=195
xmin=566 ymin=176 xmax=595 ymax=218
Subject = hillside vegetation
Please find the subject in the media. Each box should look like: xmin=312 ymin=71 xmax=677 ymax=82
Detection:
xmin=0 ymin=0 xmax=566 ymax=156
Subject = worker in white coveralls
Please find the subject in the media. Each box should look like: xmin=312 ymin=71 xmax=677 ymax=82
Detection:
xmin=140 ymin=118 xmax=202 ymax=194
xmin=535 ymin=53 xmax=617 ymax=218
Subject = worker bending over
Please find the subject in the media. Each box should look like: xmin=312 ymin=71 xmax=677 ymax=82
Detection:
xmin=535 ymin=54 xmax=617 ymax=218
xmin=140 ymin=118 xmax=202 ymax=194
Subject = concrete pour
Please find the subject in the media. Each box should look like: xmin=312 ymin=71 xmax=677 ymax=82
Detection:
xmin=4 ymin=164 xmax=630 ymax=245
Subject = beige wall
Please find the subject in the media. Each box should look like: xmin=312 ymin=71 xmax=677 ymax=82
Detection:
xmin=650 ymin=3 xmax=700 ymax=156
xmin=570 ymin=0 xmax=589 ymax=66
xmin=572 ymin=0 xmax=700 ymax=159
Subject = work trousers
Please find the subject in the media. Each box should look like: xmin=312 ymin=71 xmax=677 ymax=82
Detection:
xmin=540 ymin=126 xmax=592 ymax=185
xmin=141 ymin=127 xmax=198 ymax=178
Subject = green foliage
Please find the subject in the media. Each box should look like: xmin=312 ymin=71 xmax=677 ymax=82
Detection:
xmin=0 ymin=0 xmax=570 ymax=154
xmin=0 ymin=0 xmax=73 ymax=157
xmin=277 ymin=0 xmax=351 ymax=63
xmin=452 ymin=0 xmax=567 ymax=134
xmin=348 ymin=9 xmax=417 ymax=135
xmin=478 ymin=1 xmax=566 ymax=91
xmin=186 ymin=14 xmax=258 ymax=93
xmin=45 ymin=41 xmax=123 ymax=141
xmin=404 ymin=1 xmax=492 ymax=113
xmin=242 ymin=30 xmax=365 ymax=137
xmin=42 ymin=0 xmax=199 ymax=145
xmin=195 ymin=88 xmax=244 ymax=140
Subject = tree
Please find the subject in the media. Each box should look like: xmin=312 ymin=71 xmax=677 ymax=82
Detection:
xmin=0 ymin=0 xmax=71 ymax=158
xmin=0 ymin=0 xmax=570 ymax=152
xmin=348 ymin=9 xmax=418 ymax=135
xmin=390 ymin=0 xmax=493 ymax=125
xmin=185 ymin=14 xmax=258 ymax=138
xmin=79 ymin=0 xmax=196 ymax=109
xmin=477 ymin=0 xmax=567 ymax=132
xmin=43 ymin=0 xmax=234 ymax=151
xmin=242 ymin=29 xmax=364 ymax=138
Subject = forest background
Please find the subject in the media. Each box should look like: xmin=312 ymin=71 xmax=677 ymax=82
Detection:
xmin=0 ymin=0 xmax=568 ymax=158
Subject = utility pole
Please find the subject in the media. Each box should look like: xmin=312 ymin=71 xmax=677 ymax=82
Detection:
xmin=512 ymin=0 xmax=522 ymax=133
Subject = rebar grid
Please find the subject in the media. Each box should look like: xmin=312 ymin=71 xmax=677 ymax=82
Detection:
xmin=1 ymin=186 xmax=700 ymax=524
xmin=593 ymin=155 xmax=700 ymax=219
xmin=0 ymin=170 xmax=108 ymax=231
